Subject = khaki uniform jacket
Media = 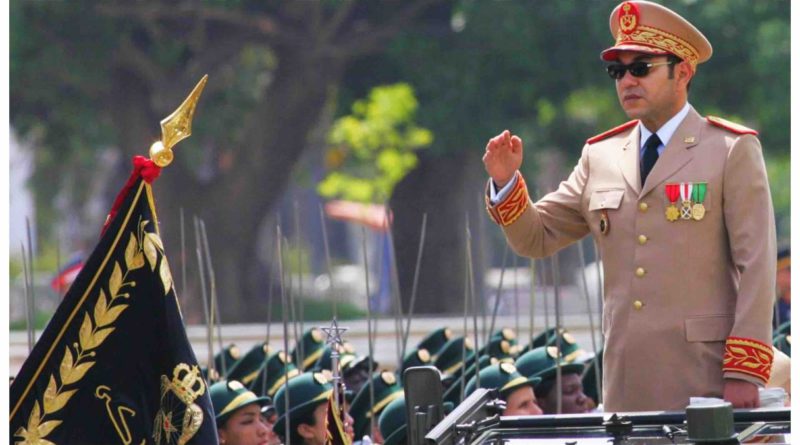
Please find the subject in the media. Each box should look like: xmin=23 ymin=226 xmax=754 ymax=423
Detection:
xmin=487 ymin=107 xmax=776 ymax=412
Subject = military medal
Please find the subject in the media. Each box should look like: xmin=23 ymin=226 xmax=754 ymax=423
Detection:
xmin=691 ymin=182 xmax=707 ymax=221
xmin=679 ymin=182 xmax=693 ymax=220
xmin=599 ymin=209 xmax=610 ymax=235
xmin=664 ymin=183 xmax=680 ymax=222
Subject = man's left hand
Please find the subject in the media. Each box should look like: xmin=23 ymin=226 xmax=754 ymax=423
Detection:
xmin=722 ymin=379 xmax=760 ymax=408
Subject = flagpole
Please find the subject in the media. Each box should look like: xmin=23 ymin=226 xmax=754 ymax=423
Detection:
xmin=551 ymin=251 xmax=562 ymax=414
xmin=487 ymin=244 xmax=509 ymax=345
xmin=21 ymin=242 xmax=33 ymax=353
xmin=466 ymin=218 xmax=480 ymax=389
xmin=401 ymin=212 xmax=427 ymax=361
xmin=294 ymin=201 xmax=306 ymax=367
xmin=200 ymin=219 xmax=226 ymax=377
xmin=277 ymin=226 xmax=292 ymax=445
xmin=360 ymin=226 xmax=378 ymax=439
xmin=26 ymin=218 xmax=36 ymax=348
xmin=180 ymin=207 xmax=188 ymax=324
xmin=319 ymin=204 xmax=337 ymax=319
xmin=194 ymin=216 xmax=215 ymax=380
xmin=460 ymin=218 xmax=469 ymax=401
xmin=384 ymin=206 xmax=405 ymax=372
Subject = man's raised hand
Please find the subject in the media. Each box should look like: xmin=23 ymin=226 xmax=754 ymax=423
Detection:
xmin=482 ymin=129 xmax=523 ymax=188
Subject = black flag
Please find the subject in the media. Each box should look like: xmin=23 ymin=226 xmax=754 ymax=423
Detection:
xmin=10 ymin=157 xmax=218 ymax=445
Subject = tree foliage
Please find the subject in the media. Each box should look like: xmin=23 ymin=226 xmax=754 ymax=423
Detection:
xmin=318 ymin=83 xmax=432 ymax=203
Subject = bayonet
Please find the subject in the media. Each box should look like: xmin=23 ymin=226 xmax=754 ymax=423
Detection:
xmin=360 ymin=226 xmax=378 ymax=439
xmin=277 ymin=226 xmax=292 ymax=445
xmin=401 ymin=212 xmax=428 ymax=360
xmin=194 ymin=216 xmax=215 ymax=381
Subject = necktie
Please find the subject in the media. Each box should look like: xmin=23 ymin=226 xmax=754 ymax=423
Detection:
xmin=640 ymin=133 xmax=662 ymax=186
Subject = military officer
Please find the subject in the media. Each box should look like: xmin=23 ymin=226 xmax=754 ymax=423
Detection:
xmin=483 ymin=0 xmax=776 ymax=411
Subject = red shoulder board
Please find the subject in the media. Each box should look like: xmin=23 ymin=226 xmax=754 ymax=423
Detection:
xmin=706 ymin=116 xmax=758 ymax=136
xmin=586 ymin=120 xmax=638 ymax=144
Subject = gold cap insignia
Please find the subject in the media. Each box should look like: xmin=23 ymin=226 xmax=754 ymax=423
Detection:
xmin=546 ymin=346 xmax=560 ymax=359
xmin=278 ymin=351 xmax=288 ymax=364
xmin=490 ymin=357 xmax=499 ymax=365
xmin=502 ymin=328 xmax=516 ymax=340
xmin=262 ymin=343 xmax=271 ymax=354
xmin=501 ymin=340 xmax=511 ymax=354
xmin=500 ymin=363 xmax=517 ymax=375
xmin=562 ymin=332 xmax=576 ymax=344
xmin=418 ymin=349 xmax=431 ymax=362
xmin=314 ymin=372 xmax=329 ymax=385
xmin=618 ymin=2 xmax=639 ymax=34
xmin=229 ymin=345 xmax=241 ymax=360
xmin=444 ymin=328 xmax=453 ymax=340
xmin=381 ymin=371 xmax=397 ymax=386
xmin=464 ymin=338 xmax=474 ymax=350
xmin=227 ymin=380 xmax=245 ymax=391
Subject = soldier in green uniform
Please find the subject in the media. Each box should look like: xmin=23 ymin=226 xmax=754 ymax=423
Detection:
xmin=273 ymin=371 xmax=354 ymax=445
xmin=210 ymin=379 xmax=273 ymax=445
xmin=464 ymin=363 xmax=543 ymax=416
xmin=515 ymin=347 xmax=589 ymax=414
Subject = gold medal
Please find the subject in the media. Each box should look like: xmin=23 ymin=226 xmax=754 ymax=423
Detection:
xmin=680 ymin=200 xmax=693 ymax=220
xmin=599 ymin=210 xmax=610 ymax=235
xmin=692 ymin=203 xmax=705 ymax=221
xmin=665 ymin=205 xmax=679 ymax=222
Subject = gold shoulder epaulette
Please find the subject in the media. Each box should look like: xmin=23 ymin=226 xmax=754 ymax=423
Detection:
xmin=706 ymin=116 xmax=758 ymax=136
xmin=586 ymin=120 xmax=638 ymax=144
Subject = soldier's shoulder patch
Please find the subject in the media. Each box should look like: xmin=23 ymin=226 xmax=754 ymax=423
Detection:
xmin=706 ymin=116 xmax=758 ymax=136
xmin=586 ymin=120 xmax=638 ymax=144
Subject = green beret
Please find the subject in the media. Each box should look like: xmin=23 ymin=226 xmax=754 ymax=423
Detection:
xmin=210 ymin=380 xmax=271 ymax=427
xmin=433 ymin=336 xmax=475 ymax=377
xmin=515 ymin=346 xmax=584 ymax=381
xmin=378 ymin=397 xmax=407 ymax=445
xmin=464 ymin=363 xmax=540 ymax=399
xmin=226 ymin=342 xmax=272 ymax=386
xmin=249 ymin=350 xmax=301 ymax=397
xmin=349 ymin=370 xmax=403 ymax=439
xmin=292 ymin=328 xmax=327 ymax=371
xmin=215 ymin=343 xmax=241 ymax=376
xmin=273 ymin=371 xmax=334 ymax=438
xmin=417 ymin=327 xmax=453 ymax=357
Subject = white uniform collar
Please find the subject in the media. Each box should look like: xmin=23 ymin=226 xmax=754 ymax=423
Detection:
xmin=639 ymin=102 xmax=692 ymax=149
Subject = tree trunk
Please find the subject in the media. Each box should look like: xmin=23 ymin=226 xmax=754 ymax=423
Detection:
xmin=390 ymin=151 xmax=486 ymax=315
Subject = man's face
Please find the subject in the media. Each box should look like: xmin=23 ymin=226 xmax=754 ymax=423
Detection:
xmin=614 ymin=51 xmax=688 ymax=130
xmin=541 ymin=373 xmax=590 ymax=414
xmin=503 ymin=385 xmax=543 ymax=416
xmin=219 ymin=403 xmax=271 ymax=445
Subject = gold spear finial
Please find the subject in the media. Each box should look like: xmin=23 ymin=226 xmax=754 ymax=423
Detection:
xmin=149 ymin=74 xmax=209 ymax=167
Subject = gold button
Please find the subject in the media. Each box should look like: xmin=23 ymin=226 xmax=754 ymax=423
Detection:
xmin=635 ymin=267 xmax=646 ymax=277
xmin=639 ymin=202 xmax=648 ymax=212
xmin=633 ymin=300 xmax=643 ymax=310
xmin=638 ymin=235 xmax=648 ymax=245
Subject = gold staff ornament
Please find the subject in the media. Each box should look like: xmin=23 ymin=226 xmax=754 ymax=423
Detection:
xmin=150 ymin=75 xmax=209 ymax=167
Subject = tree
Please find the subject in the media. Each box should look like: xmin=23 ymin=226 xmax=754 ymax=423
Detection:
xmin=11 ymin=0 xmax=447 ymax=321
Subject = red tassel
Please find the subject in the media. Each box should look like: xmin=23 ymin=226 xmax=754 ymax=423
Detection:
xmin=101 ymin=156 xmax=163 ymax=235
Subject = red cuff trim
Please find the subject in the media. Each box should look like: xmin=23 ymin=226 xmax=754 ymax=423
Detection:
xmin=722 ymin=336 xmax=773 ymax=385
xmin=101 ymin=156 xmax=162 ymax=235
xmin=486 ymin=172 xmax=530 ymax=227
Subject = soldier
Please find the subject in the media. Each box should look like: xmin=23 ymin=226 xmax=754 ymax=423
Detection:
xmin=273 ymin=371 xmax=355 ymax=445
xmin=349 ymin=370 xmax=403 ymax=443
xmin=464 ymin=363 xmax=543 ymax=416
xmin=292 ymin=327 xmax=327 ymax=371
xmin=249 ymin=350 xmax=301 ymax=397
xmin=210 ymin=379 xmax=272 ymax=445
xmin=515 ymin=347 xmax=590 ymax=414
xmin=483 ymin=0 xmax=775 ymax=411
xmin=226 ymin=342 xmax=272 ymax=388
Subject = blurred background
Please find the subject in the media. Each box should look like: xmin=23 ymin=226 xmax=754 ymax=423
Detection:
xmin=9 ymin=0 xmax=790 ymax=334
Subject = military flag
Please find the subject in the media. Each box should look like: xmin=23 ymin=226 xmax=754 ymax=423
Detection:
xmin=10 ymin=156 xmax=218 ymax=444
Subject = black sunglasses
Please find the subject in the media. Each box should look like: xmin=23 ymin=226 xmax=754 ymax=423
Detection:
xmin=606 ymin=60 xmax=675 ymax=80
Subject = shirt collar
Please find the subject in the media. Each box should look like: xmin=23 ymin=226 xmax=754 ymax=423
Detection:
xmin=639 ymin=102 xmax=692 ymax=151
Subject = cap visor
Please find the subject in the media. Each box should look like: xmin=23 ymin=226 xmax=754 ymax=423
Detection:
xmin=601 ymin=44 xmax=670 ymax=61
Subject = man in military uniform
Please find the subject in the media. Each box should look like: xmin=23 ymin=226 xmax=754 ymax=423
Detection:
xmin=483 ymin=0 xmax=775 ymax=411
